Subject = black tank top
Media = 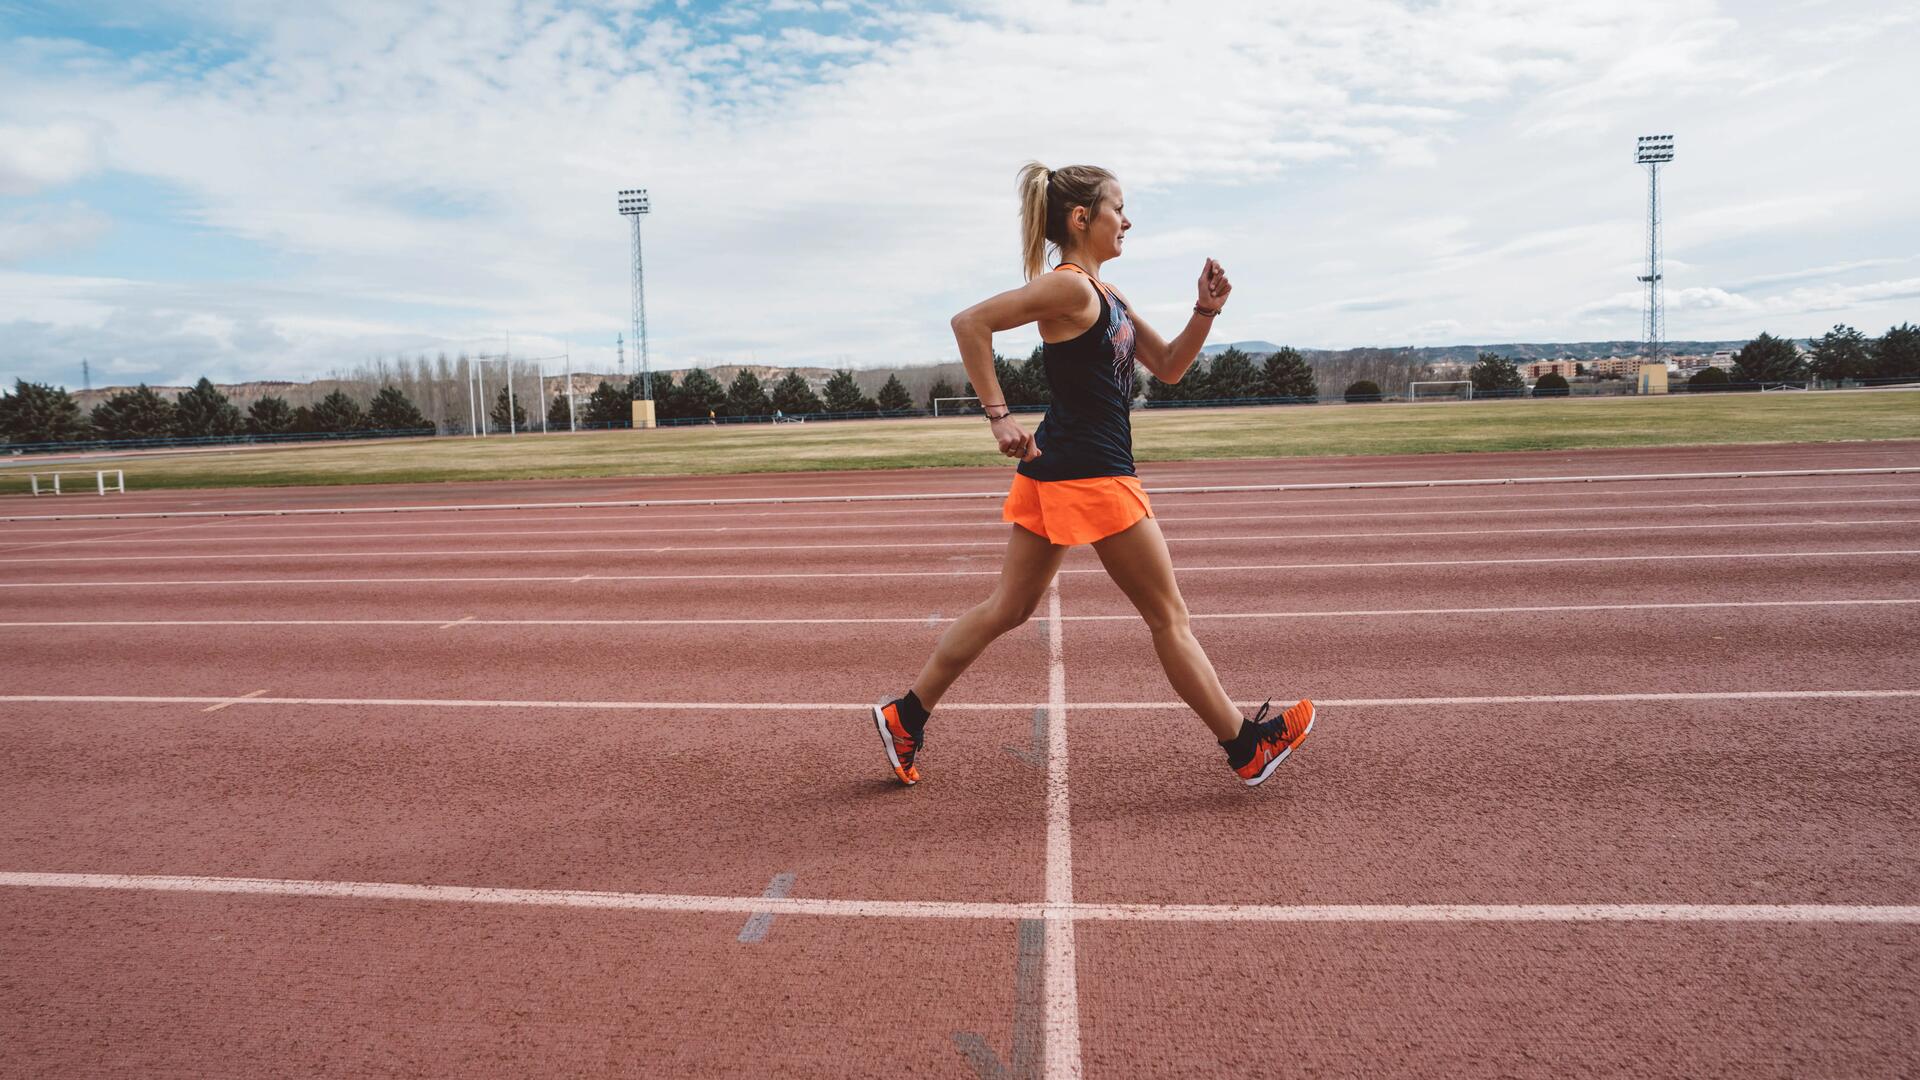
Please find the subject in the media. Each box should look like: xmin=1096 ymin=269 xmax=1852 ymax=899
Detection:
xmin=1016 ymin=264 xmax=1137 ymax=482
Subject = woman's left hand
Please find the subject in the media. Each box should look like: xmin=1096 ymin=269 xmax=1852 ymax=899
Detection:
xmin=1197 ymin=258 xmax=1232 ymax=311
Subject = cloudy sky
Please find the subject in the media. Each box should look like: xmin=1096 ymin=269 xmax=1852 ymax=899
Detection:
xmin=2 ymin=0 xmax=1917 ymax=388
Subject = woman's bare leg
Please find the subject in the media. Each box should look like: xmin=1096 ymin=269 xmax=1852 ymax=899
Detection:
xmin=910 ymin=525 xmax=1068 ymax=708
xmin=1091 ymin=516 xmax=1243 ymax=740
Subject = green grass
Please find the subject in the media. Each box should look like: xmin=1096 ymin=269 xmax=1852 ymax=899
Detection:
xmin=5 ymin=392 xmax=1917 ymax=494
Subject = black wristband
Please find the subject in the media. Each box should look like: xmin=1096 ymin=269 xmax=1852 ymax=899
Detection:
xmin=985 ymin=410 xmax=1011 ymax=421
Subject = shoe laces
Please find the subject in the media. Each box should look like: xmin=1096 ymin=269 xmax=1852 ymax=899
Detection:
xmin=1247 ymin=699 xmax=1277 ymax=735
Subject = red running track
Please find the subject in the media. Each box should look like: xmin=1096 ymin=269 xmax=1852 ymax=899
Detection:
xmin=3 ymin=442 xmax=1919 ymax=1078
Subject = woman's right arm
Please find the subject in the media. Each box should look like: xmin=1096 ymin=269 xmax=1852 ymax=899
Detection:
xmin=950 ymin=273 xmax=1087 ymax=462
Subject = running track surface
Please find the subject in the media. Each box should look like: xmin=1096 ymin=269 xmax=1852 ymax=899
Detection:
xmin=2 ymin=440 xmax=1918 ymax=1078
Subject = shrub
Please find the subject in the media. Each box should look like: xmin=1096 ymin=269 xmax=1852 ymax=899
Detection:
xmin=1687 ymin=367 xmax=1731 ymax=392
xmin=1532 ymin=373 xmax=1570 ymax=397
xmin=1344 ymin=379 xmax=1383 ymax=403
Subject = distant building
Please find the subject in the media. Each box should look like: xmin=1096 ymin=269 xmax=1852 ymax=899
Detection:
xmin=1522 ymin=360 xmax=1578 ymax=380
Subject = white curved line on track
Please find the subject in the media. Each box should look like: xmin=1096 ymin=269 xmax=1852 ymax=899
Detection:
xmin=7 ymin=497 xmax=1920 ymax=550
xmin=4 ymin=598 xmax=1916 ymax=630
xmin=4 ymin=517 xmax=1918 ymax=564
xmin=4 ymin=548 xmax=1918 ymax=589
xmin=2 ymin=873 xmax=1915 ymax=924
xmin=4 ymin=690 xmax=1915 ymax=712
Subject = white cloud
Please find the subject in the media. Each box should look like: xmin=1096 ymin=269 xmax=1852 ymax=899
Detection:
xmin=0 ymin=120 xmax=104 ymax=195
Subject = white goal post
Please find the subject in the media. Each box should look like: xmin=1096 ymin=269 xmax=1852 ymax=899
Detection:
xmin=1408 ymin=380 xmax=1473 ymax=402
xmin=933 ymin=396 xmax=982 ymax=416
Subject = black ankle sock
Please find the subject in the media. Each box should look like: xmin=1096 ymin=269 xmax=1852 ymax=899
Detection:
xmin=898 ymin=690 xmax=930 ymax=738
xmin=1220 ymin=717 xmax=1261 ymax=769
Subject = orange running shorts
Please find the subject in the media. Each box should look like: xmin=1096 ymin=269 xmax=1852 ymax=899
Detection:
xmin=1002 ymin=473 xmax=1154 ymax=546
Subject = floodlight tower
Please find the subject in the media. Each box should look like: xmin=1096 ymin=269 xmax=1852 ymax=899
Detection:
xmin=616 ymin=189 xmax=653 ymax=403
xmin=1635 ymin=135 xmax=1675 ymax=375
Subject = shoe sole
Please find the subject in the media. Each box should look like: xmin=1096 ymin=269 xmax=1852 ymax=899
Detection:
xmin=871 ymin=704 xmax=915 ymax=785
xmin=1243 ymin=702 xmax=1315 ymax=788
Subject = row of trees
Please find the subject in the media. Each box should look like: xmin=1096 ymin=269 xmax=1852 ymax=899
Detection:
xmin=0 ymin=378 xmax=432 ymax=445
xmin=561 ymin=368 xmax=920 ymax=428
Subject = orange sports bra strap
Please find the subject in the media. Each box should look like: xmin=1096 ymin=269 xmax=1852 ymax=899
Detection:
xmin=1054 ymin=262 xmax=1110 ymax=299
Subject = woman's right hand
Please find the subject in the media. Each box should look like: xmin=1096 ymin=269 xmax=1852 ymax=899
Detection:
xmin=991 ymin=414 xmax=1041 ymax=462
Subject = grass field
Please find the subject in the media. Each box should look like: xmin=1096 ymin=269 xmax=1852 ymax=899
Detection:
xmin=5 ymin=391 xmax=1918 ymax=494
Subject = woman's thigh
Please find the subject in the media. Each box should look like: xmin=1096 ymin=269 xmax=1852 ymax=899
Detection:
xmin=1089 ymin=516 xmax=1185 ymax=627
xmin=994 ymin=524 xmax=1069 ymax=615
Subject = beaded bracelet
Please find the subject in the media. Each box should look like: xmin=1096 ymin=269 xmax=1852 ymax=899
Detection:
xmin=1194 ymin=304 xmax=1222 ymax=317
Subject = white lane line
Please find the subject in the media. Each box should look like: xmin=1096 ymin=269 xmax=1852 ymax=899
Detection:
xmin=5 ymin=598 xmax=1914 ymax=631
xmin=4 ymin=873 xmax=1917 ymax=924
xmin=6 ymin=465 xmax=1916 ymax=523
xmin=15 ymin=497 xmax=1920 ymax=550
xmin=8 ymin=516 xmax=1920 ymax=565
xmin=5 ymin=548 xmax=1918 ymax=590
xmin=10 ymin=479 xmax=1906 ymax=537
xmin=201 ymin=689 xmax=267 ymax=713
xmin=1042 ymin=579 xmax=1081 ymax=1080
xmin=4 ymin=689 xmax=1915 ymax=714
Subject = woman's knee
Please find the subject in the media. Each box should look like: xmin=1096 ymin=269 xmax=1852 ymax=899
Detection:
xmin=986 ymin=592 xmax=1042 ymax=632
xmin=1139 ymin=600 xmax=1191 ymax=636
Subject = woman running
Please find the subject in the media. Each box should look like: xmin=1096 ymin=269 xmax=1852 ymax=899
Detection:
xmin=872 ymin=161 xmax=1315 ymax=788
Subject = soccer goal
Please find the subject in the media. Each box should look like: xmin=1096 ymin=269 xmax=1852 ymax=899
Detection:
xmin=1408 ymin=380 xmax=1473 ymax=402
xmin=933 ymin=396 xmax=982 ymax=416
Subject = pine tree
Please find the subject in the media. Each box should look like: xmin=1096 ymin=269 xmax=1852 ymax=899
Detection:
xmin=1019 ymin=347 xmax=1051 ymax=406
xmin=367 ymin=385 xmax=430 ymax=431
xmin=0 ymin=379 xmax=89 ymax=443
xmin=1258 ymin=347 xmax=1317 ymax=402
xmin=678 ymin=369 xmax=727 ymax=419
xmin=771 ymin=371 xmax=824 ymax=415
xmin=311 ymin=389 xmax=367 ymax=432
xmin=1731 ymin=332 xmax=1807 ymax=384
xmin=1204 ymin=347 xmax=1259 ymax=400
xmin=174 ymin=377 xmax=243 ymax=437
xmin=876 ymin=373 xmax=914 ymax=412
xmin=546 ymin=388 xmax=574 ymax=430
xmin=582 ymin=379 xmax=631 ymax=426
xmin=1468 ymin=353 xmax=1525 ymax=396
xmin=725 ymin=370 xmax=772 ymax=417
xmin=822 ymin=369 xmax=865 ymax=413
xmin=246 ymin=396 xmax=295 ymax=435
xmin=488 ymin=386 xmax=526 ymax=431
xmin=925 ymin=376 xmax=959 ymax=412
xmin=1872 ymin=323 xmax=1920 ymax=380
xmin=90 ymin=385 xmax=178 ymax=439
xmin=1808 ymin=325 xmax=1872 ymax=382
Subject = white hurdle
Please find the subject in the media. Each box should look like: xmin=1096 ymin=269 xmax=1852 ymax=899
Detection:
xmin=29 ymin=470 xmax=125 ymax=496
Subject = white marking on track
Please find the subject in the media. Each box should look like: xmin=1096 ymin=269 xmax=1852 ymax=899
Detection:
xmin=4 ymin=464 xmax=1914 ymax=524
xmin=12 ymin=497 xmax=1920 ymax=550
xmin=1042 ymin=579 xmax=1081 ymax=1080
xmin=201 ymin=689 xmax=266 ymax=713
xmin=5 ymin=516 xmax=1919 ymax=564
xmin=3 ymin=689 xmax=1913 ymax=712
xmin=3 ymin=872 xmax=1916 ymax=924
xmin=5 ymin=597 xmax=1913 ymax=632
xmin=3 ymin=548 xmax=1919 ymax=590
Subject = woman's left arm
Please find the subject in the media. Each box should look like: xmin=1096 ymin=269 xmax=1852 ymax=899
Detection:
xmin=1120 ymin=258 xmax=1233 ymax=384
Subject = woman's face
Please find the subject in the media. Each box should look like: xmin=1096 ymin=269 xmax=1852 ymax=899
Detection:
xmin=1076 ymin=183 xmax=1130 ymax=261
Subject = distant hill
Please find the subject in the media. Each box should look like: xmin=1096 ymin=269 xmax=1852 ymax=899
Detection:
xmin=1200 ymin=340 xmax=1282 ymax=356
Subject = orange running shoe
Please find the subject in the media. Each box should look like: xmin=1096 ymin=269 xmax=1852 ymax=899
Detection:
xmin=872 ymin=700 xmax=922 ymax=786
xmin=1234 ymin=699 xmax=1315 ymax=787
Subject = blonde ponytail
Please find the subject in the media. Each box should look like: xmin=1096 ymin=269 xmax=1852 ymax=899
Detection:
xmin=1015 ymin=161 xmax=1117 ymax=281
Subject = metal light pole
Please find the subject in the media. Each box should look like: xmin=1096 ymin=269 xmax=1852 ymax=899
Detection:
xmin=617 ymin=189 xmax=652 ymax=402
xmin=1636 ymin=135 xmax=1675 ymax=372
